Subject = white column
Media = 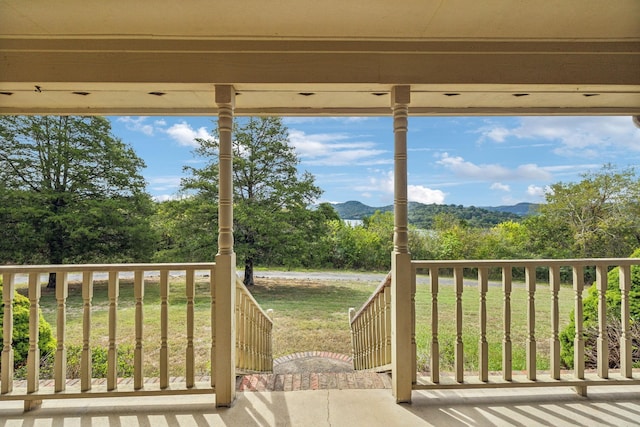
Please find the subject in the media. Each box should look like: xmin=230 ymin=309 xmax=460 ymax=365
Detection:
xmin=214 ymin=84 xmax=237 ymax=407
xmin=390 ymin=85 xmax=413 ymax=403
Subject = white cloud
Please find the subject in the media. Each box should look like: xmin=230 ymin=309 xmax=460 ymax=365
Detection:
xmin=408 ymin=185 xmax=446 ymax=204
xmin=289 ymin=129 xmax=390 ymax=166
xmin=526 ymin=184 xmax=547 ymax=198
xmin=437 ymin=153 xmax=551 ymax=181
xmin=490 ymin=182 xmax=511 ymax=192
xmin=355 ymin=170 xmax=446 ymax=204
xmin=479 ymin=116 xmax=640 ymax=158
xmin=117 ymin=116 xmax=155 ymax=136
xmin=165 ymin=122 xmax=210 ymax=147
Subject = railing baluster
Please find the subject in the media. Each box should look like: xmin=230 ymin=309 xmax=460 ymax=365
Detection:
xmin=478 ymin=267 xmax=488 ymax=382
xmin=81 ymin=272 xmax=94 ymax=392
xmin=454 ymin=267 xmax=464 ymax=383
xmin=430 ymin=267 xmax=439 ymax=384
xmin=210 ymin=267 xmax=216 ymax=389
xmin=1 ymin=273 xmax=15 ymax=394
xmin=349 ymin=308 xmax=357 ymax=368
xmin=596 ymin=264 xmax=608 ymax=379
xmin=375 ymin=295 xmax=382 ymax=367
xmin=573 ymin=265 xmax=586 ymax=396
xmin=502 ymin=266 xmax=512 ymax=381
xmin=54 ymin=271 xmax=68 ymax=392
xmin=411 ymin=269 xmax=416 ymax=384
xmin=549 ymin=266 xmax=561 ymax=380
xmin=267 ymin=308 xmax=273 ymax=370
xmin=384 ymin=286 xmax=392 ymax=366
xmin=186 ymin=269 xmax=195 ymax=387
xmin=572 ymin=266 xmax=585 ymax=379
xmin=133 ymin=270 xmax=144 ymax=390
xmin=160 ymin=269 xmax=169 ymax=389
xmin=525 ymin=266 xmax=536 ymax=380
xmin=107 ymin=271 xmax=119 ymax=391
xmin=27 ymin=273 xmax=41 ymax=394
xmin=234 ymin=287 xmax=241 ymax=369
xmin=619 ymin=264 xmax=632 ymax=378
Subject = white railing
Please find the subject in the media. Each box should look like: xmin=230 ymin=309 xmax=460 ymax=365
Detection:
xmin=349 ymin=273 xmax=391 ymax=372
xmin=0 ymin=262 xmax=273 ymax=411
xmin=411 ymin=259 xmax=640 ymax=394
xmin=235 ymin=276 xmax=273 ymax=373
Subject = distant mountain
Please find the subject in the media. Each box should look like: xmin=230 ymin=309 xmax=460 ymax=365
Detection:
xmin=482 ymin=202 xmax=539 ymax=216
xmin=331 ymin=201 xmax=530 ymax=229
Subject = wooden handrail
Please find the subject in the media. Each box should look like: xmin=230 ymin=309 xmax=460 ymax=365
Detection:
xmin=349 ymin=273 xmax=392 ymax=371
xmin=235 ymin=276 xmax=273 ymax=373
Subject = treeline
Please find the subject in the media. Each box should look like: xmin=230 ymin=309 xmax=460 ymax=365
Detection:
xmin=333 ymin=200 xmax=525 ymax=229
xmin=1 ymin=115 xmax=639 ymax=281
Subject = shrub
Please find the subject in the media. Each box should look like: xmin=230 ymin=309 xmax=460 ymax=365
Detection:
xmin=0 ymin=284 xmax=56 ymax=371
xmin=66 ymin=344 xmax=135 ymax=379
xmin=560 ymin=248 xmax=640 ymax=368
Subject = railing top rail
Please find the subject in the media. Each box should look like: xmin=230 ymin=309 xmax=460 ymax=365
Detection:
xmin=350 ymin=271 xmax=391 ymax=325
xmin=412 ymin=258 xmax=640 ymax=269
xmin=0 ymin=262 xmax=216 ymax=274
xmin=235 ymin=275 xmax=273 ymax=325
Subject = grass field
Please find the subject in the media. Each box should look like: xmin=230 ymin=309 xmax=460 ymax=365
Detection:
xmin=19 ymin=274 xmax=574 ymax=377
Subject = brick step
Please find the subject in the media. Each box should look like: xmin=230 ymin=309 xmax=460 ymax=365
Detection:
xmin=236 ymin=372 xmax=391 ymax=392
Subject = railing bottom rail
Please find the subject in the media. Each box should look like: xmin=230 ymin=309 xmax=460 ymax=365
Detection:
xmin=2 ymin=377 xmax=215 ymax=404
xmin=414 ymin=372 xmax=640 ymax=390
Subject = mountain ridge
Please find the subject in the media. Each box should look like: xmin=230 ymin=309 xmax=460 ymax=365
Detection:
xmin=331 ymin=201 xmax=538 ymax=229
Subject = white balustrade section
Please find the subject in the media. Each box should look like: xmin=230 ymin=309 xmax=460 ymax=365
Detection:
xmin=349 ymin=273 xmax=392 ymax=372
xmin=235 ymin=276 xmax=273 ymax=373
xmin=350 ymin=258 xmax=639 ymax=395
xmin=0 ymin=263 xmax=272 ymax=411
xmin=410 ymin=259 xmax=640 ymax=393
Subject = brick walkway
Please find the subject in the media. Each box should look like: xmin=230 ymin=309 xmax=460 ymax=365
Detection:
xmin=236 ymin=371 xmax=391 ymax=392
xmin=238 ymin=351 xmax=391 ymax=391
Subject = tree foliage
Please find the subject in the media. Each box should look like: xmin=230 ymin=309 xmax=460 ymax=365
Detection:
xmin=537 ymin=164 xmax=640 ymax=258
xmin=181 ymin=117 xmax=323 ymax=285
xmin=0 ymin=116 xmax=156 ymax=285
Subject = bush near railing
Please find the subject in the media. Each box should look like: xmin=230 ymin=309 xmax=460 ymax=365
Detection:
xmin=0 ymin=285 xmax=56 ymax=371
xmin=560 ymin=249 xmax=640 ymax=368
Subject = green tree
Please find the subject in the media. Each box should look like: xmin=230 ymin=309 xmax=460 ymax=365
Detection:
xmin=537 ymin=164 xmax=640 ymax=258
xmin=182 ymin=117 xmax=322 ymax=285
xmin=0 ymin=116 xmax=156 ymax=286
xmin=152 ymin=197 xmax=218 ymax=263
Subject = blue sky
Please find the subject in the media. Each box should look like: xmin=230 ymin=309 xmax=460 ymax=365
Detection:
xmin=111 ymin=116 xmax=640 ymax=207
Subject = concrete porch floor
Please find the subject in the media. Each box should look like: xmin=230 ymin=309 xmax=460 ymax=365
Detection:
xmin=1 ymin=386 xmax=639 ymax=426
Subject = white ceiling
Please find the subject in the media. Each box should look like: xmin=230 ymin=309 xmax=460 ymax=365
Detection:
xmin=1 ymin=0 xmax=639 ymax=115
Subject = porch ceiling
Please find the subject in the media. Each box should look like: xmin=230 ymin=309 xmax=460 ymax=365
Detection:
xmin=1 ymin=0 xmax=639 ymax=116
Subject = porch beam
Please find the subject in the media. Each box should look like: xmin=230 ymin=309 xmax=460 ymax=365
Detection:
xmin=214 ymin=84 xmax=237 ymax=407
xmin=390 ymin=85 xmax=413 ymax=403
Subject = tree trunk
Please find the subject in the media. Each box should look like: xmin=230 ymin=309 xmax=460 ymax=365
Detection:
xmin=47 ymin=272 xmax=57 ymax=289
xmin=243 ymin=257 xmax=254 ymax=286
xmin=46 ymin=197 xmax=66 ymax=289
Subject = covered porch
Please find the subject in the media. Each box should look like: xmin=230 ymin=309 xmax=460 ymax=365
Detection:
xmin=1 ymin=0 xmax=640 ymax=421
xmin=1 ymin=386 xmax=639 ymax=426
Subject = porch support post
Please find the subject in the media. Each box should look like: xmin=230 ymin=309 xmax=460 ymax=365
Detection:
xmin=390 ymin=85 xmax=413 ymax=403
xmin=214 ymin=84 xmax=237 ymax=407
